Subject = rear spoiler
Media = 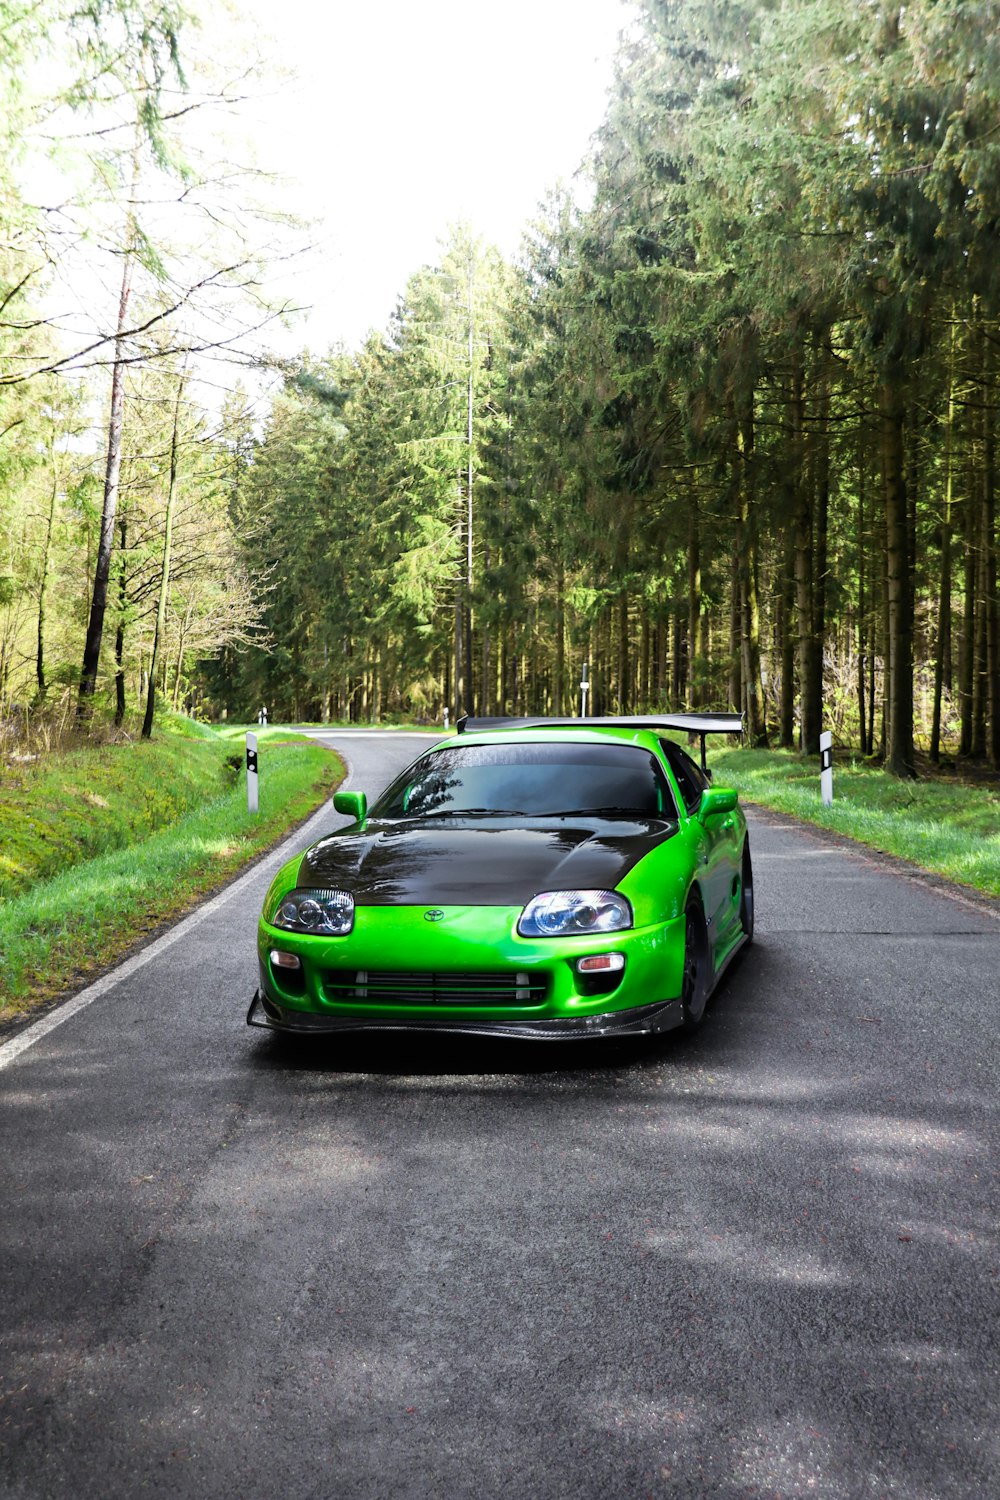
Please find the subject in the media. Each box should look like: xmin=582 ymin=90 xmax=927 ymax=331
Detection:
xmin=455 ymin=713 xmax=744 ymax=773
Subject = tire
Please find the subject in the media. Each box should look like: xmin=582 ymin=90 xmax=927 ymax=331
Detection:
xmin=680 ymin=894 xmax=710 ymax=1034
xmin=738 ymin=840 xmax=754 ymax=944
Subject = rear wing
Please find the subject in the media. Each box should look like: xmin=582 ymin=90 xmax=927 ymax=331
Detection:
xmin=455 ymin=713 xmax=744 ymax=773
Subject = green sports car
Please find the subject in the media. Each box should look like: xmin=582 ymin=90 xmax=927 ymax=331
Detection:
xmin=247 ymin=714 xmax=752 ymax=1042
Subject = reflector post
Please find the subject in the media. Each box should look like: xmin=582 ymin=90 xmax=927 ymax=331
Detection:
xmin=247 ymin=731 xmax=259 ymax=815
xmin=820 ymin=729 xmax=833 ymax=806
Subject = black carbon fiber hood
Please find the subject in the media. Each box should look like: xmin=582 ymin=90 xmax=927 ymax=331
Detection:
xmin=300 ymin=816 xmax=677 ymax=906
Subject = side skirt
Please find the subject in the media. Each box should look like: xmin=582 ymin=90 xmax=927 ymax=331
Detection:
xmin=708 ymin=928 xmax=750 ymax=1001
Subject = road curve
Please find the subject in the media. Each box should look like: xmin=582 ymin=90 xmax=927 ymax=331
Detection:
xmin=1 ymin=731 xmax=997 ymax=1500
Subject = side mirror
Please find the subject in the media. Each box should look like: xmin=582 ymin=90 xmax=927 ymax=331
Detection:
xmin=333 ymin=789 xmax=367 ymax=823
xmin=697 ymin=786 xmax=737 ymax=822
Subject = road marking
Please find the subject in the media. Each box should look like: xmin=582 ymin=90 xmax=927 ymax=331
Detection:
xmin=0 ymin=730 xmax=429 ymax=1072
xmin=0 ymin=793 xmax=345 ymax=1074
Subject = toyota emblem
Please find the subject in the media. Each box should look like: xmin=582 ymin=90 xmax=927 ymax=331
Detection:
xmin=424 ymin=909 xmax=445 ymax=922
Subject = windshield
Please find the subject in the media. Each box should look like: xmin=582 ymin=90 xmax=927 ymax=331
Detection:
xmin=371 ymin=742 xmax=676 ymax=820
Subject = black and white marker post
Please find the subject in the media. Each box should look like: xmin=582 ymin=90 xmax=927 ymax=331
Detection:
xmin=580 ymin=660 xmax=590 ymax=718
xmin=246 ymin=731 xmax=259 ymax=815
xmin=819 ymin=729 xmax=833 ymax=807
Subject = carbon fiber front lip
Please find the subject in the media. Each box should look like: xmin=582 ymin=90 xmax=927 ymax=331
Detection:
xmin=246 ymin=990 xmax=683 ymax=1040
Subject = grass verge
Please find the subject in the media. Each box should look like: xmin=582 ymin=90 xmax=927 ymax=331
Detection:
xmin=0 ymin=725 xmax=342 ymax=1025
xmin=0 ymin=727 xmax=243 ymax=899
xmin=710 ymin=746 xmax=1000 ymax=899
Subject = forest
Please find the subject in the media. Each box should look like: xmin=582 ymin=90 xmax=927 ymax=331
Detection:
xmin=3 ymin=1 xmax=999 ymax=779
xmin=1 ymin=0 xmax=283 ymax=743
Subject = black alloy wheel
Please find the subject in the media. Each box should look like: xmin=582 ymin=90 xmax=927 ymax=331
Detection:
xmin=680 ymin=894 xmax=710 ymax=1034
xmin=739 ymin=841 xmax=754 ymax=943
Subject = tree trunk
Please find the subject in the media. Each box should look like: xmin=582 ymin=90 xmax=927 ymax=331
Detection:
xmin=656 ymin=616 xmax=667 ymax=704
xmin=617 ymin=588 xmax=629 ymax=712
xmin=79 ymin=137 xmax=141 ymax=715
xmin=640 ymin=610 xmax=650 ymax=710
xmin=480 ymin=537 xmax=492 ymax=716
xmin=142 ymin=369 xmax=185 ymax=739
xmin=36 ymin=465 xmax=58 ymax=701
xmin=792 ymin=369 xmax=820 ymax=754
xmin=814 ymin=370 xmax=830 ymax=651
xmin=931 ymin=325 xmax=957 ymax=763
xmin=553 ymin=558 xmax=565 ymax=716
xmin=857 ymin=446 xmax=868 ymax=755
xmin=453 ymin=589 xmax=464 ymax=721
xmin=728 ymin=542 xmax=740 ymax=713
xmin=779 ymin=529 xmax=795 ymax=747
xmin=985 ymin=349 xmax=1000 ymax=769
xmin=737 ymin=400 xmax=767 ymax=744
xmin=687 ymin=497 xmax=701 ymax=711
xmin=172 ymin=609 xmax=188 ymax=711
xmin=113 ymin=517 xmax=129 ymax=727
xmin=463 ymin=602 xmax=473 ymax=718
xmin=971 ymin=512 xmax=988 ymax=757
xmin=880 ymin=378 xmax=915 ymax=777
xmin=959 ymin=446 xmax=977 ymax=756
xmin=79 ymin=246 xmax=134 ymax=711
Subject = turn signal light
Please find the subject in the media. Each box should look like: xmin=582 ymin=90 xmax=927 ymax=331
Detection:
xmin=270 ymin=950 xmax=301 ymax=971
xmin=576 ymin=953 xmax=625 ymax=974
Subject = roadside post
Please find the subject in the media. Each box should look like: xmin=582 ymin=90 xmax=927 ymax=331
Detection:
xmin=580 ymin=660 xmax=590 ymax=718
xmin=444 ymin=707 xmax=450 ymax=731
xmin=246 ymin=731 xmax=259 ymax=815
xmin=820 ymin=729 xmax=833 ymax=806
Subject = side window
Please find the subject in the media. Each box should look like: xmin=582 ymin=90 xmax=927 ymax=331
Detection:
xmin=661 ymin=742 xmax=708 ymax=816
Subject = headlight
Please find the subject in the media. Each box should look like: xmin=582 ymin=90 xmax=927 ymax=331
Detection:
xmin=517 ymin=889 xmax=632 ymax=938
xmin=267 ymin=887 xmax=354 ymax=936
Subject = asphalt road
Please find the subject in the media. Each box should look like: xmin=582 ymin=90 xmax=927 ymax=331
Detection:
xmin=1 ymin=731 xmax=998 ymax=1500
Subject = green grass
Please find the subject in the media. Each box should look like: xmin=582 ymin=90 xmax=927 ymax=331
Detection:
xmin=0 ymin=727 xmax=242 ymax=899
xmin=0 ymin=723 xmax=343 ymax=1021
xmin=710 ymin=747 xmax=1000 ymax=898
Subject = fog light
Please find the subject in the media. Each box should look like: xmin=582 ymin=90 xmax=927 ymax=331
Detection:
xmin=270 ymin=950 xmax=301 ymax=971
xmin=576 ymin=953 xmax=625 ymax=974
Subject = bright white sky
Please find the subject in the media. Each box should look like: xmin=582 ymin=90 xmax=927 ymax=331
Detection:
xmin=233 ymin=0 xmax=632 ymax=352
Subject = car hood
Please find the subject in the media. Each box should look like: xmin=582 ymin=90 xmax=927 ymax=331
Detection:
xmin=300 ymin=816 xmax=678 ymax=906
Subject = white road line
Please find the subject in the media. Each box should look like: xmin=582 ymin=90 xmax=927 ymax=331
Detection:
xmin=0 ymin=793 xmax=345 ymax=1075
xmin=0 ymin=729 xmax=432 ymax=1072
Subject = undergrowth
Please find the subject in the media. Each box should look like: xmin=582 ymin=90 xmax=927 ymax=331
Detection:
xmin=0 ymin=725 xmax=238 ymax=899
xmin=0 ymin=719 xmax=342 ymax=1020
xmin=711 ymin=746 xmax=1000 ymax=899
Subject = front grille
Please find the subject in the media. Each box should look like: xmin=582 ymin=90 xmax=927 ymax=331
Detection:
xmin=321 ymin=969 xmax=548 ymax=1008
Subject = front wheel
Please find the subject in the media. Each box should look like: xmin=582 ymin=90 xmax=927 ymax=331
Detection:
xmin=739 ymin=841 xmax=754 ymax=944
xmin=680 ymin=895 xmax=710 ymax=1034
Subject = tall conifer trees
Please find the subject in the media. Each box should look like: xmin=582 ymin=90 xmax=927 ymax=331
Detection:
xmin=4 ymin=0 xmax=999 ymax=767
xmin=218 ymin=1 xmax=1000 ymax=771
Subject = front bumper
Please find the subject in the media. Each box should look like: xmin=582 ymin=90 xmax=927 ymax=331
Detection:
xmin=252 ymin=899 xmax=688 ymax=1041
xmin=247 ymin=988 xmax=684 ymax=1041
